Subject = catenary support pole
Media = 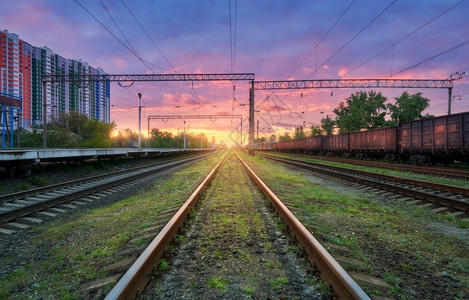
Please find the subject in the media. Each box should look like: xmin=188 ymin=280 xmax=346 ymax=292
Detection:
xmin=448 ymin=87 xmax=453 ymax=115
xmin=42 ymin=81 xmax=47 ymax=148
xmin=138 ymin=93 xmax=142 ymax=148
xmin=249 ymin=80 xmax=254 ymax=154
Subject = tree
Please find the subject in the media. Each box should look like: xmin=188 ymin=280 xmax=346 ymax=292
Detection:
xmin=310 ymin=125 xmax=323 ymax=136
xmin=320 ymin=115 xmax=335 ymax=135
xmin=294 ymin=126 xmax=306 ymax=139
xmin=279 ymin=132 xmax=292 ymax=142
xmin=387 ymin=91 xmax=431 ymax=124
xmin=333 ymin=90 xmax=387 ymax=133
xmin=20 ymin=112 xmax=116 ymax=148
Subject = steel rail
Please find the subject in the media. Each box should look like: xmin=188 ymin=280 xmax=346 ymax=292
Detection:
xmin=271 ymin=152 xmax=469 ymax=181
xmin=260 ymin=154 xmax=469 ymax=212
xmin=0 ymin=152 xmax=211 ymax=205
xmin=0 ymin=154 xmax=213 ymax=224
xmin=105 ymin=153 xmax=227 ymax=300
xmin=237 ymin=153 xmax=369 ymax=300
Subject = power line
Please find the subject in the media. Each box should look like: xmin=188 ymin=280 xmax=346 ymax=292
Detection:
xmin=120 ymin=0 xmax=176 ymax=72
xmin=306 ymin=0 xmax=398 ymax=79
xmin=286 ymin=0 xmax=355 ymax=79
xmin=74 ymin=0 xmax=141 ymax=62
xmin=100 ymin=0 xmax=137 ymax=56
xmin=234 ymin=0 xmax=238 ymax=73
xmin=396 ymin=40 xmax=469 ymax=75
xmin=344 ymin=0 xmax=465 ymax=77
xmin=229 ymin=0 xmax=233 ymax=72
xmin=120 ymin=0 xmax=205 ymax=106
xmin=74 ymin=0 xmax=185 ymax=103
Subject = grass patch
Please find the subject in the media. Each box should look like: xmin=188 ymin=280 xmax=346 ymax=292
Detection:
xmin=207 ymin=276 xmax=229 ymax=292
xmin=0 ymin=155 xmax=220 ymax=298
xmin=241 ymin=152 xmax=469 ymax=298
xmin=268 ymin=277 xmax=288 ymax=290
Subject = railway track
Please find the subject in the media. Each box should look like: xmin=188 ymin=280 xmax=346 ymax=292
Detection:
xmin=103 ymin=152 xmax=369 ymax=299
xmin=267 ymin=151 xmax=469 ymax=180
xmin=260 ymin=153 xmax=469 ymax=217
xmin=0 ymin=153 xmax=213 ymax=234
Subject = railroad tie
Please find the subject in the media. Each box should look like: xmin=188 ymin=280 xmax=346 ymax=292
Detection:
xmin=77 ymin=274 xmax=121 ymax=293
xmin=446 ymin=211 xmax=465 ymax=218
xmin=348 ymin=271 xmax=391 ymax=291
xmin=5 ymin=222 xmax=31 ymax=230
xmin=323 ymin=242 xmax=351 ymax=254
xmin=431 ymin=207 xmax=449 ymax=214
xmin=0 ymin=227 xmax=16 ymax=235
xmin=22 ymin=217 xmax=43 ymax=224
xmin=101 ymin=258 xmax=135 ymax=273
xmin=418 ymin=203 xmax=435 ymax=209
xmin=128 ymin=232 xmax=158 ymax=244
xmin=37 ymin=211 xmax=58 ymax=217
xmin=335 ymin=256 xmax=366 ymax=267
xmin=116 ymin=245 xmax=147 ymax=257
xmin=49 ymin=207 xmax=67 ymax=214
xmin=60 ymin=204 xmax=77 ymax=210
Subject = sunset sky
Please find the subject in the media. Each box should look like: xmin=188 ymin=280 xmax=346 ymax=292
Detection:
xmin=1 ymin=0 xmax=468 ymax=145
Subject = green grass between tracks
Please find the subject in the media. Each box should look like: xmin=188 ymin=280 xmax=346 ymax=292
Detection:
xmin=241 ymin=153 xmax=469 ymax=299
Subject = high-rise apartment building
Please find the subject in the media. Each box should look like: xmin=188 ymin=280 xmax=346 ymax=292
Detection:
xmin=0 ymin=30 xmax=32 ymax=128
xmin=0 ymin=29 xmax=110 ymax=129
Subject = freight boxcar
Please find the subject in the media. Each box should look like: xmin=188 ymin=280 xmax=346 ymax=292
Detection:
xmin=400 ymin=111 xmax=469 ymax=164
xmin=323 ymin=133 xmax=350 ymax=156
xmin=293 ymin=139 xmax=306 ymax=152
xmin=350 ymin=127 xmax=399 ymax=160
xmin=305 ymin=136 xmax=323 ymax=154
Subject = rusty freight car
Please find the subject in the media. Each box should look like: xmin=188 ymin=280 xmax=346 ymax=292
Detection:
xmin=323 ymin=133 xmax=350 ymax=156
xmin=350 ymin=127 xmax=399 ymax=160
xmin=400 ymin=112 xmax=469 ymax=164
xmin=305 ymin=136 xmax=323 ymax=154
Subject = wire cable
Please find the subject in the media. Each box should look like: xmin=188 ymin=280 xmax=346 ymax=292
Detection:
xmin=229 ymin=0 xmax=234 ymax=72
xmin=120 ymin=0 xmax=176 ymax=72
xmin=74 ymin=0 xmax=185 ymax=103
xmin=286 ymin=0 xmax=355 ymax=79
xmin=120 ymin=0 xmax=204 ymax=106
xmin=344 ymin=0 xmax=465 ymax=77
xmin=306 ymin=0 xmax=397 ymax=79
xmin=396 ymin=40 xmax=469 ymax=75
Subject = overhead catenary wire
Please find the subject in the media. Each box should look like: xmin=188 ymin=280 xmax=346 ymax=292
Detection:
xmin=343 ymin=0 xmax=465 ymax=78
xmin=306 ymin=0 xmax=398 ymax=80
xmin=120 ymin=0 xmax=176 ymax=72
xmin=395 ymin=40 xmax=469 ymax=75
xmin=74 ymin=0 xmax=186 ymax=104
xmin=119 ymin=0 xmax=204 ymax=107
xmin=286 ymin=0 xmax=356 ymax=79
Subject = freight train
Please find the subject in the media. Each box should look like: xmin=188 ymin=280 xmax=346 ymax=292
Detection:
xmin=258 ymin=111 xmax=469 ymax=165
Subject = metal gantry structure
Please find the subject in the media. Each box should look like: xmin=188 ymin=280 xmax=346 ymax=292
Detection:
xmin=147 ymin=114 xmax=243 ymax=147
xmin=42 ymin=73 xmax=461 ymax=150
xmin=253 ymin=78 xmax=454 ymax=90
xmin=253 ymin=77 xmax=460 ymax=125
xmin=41 ymin=73 xmax=255 ymax=148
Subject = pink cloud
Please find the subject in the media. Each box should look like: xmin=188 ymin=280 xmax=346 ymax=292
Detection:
xmin=338 ymin=68 xmax=347 ymax=77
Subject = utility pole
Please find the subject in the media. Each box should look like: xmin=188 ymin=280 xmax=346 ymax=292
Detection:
xmin=183 ymin=120 xmax=186 ymax=149
xmin=448 ymin=71 xmax=465 ymax=115
xmin=42 ymin=81 xmax=47 ymax=148
xmin=138 ymin=93 xmax=142 ymax=148
xmin=249 ymin=81 xmax=255 ymax=154
xmin=15 ymin=111 xmax=21 ymax=148
xmin=257 ymin=119 xmax=259 ymax=140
